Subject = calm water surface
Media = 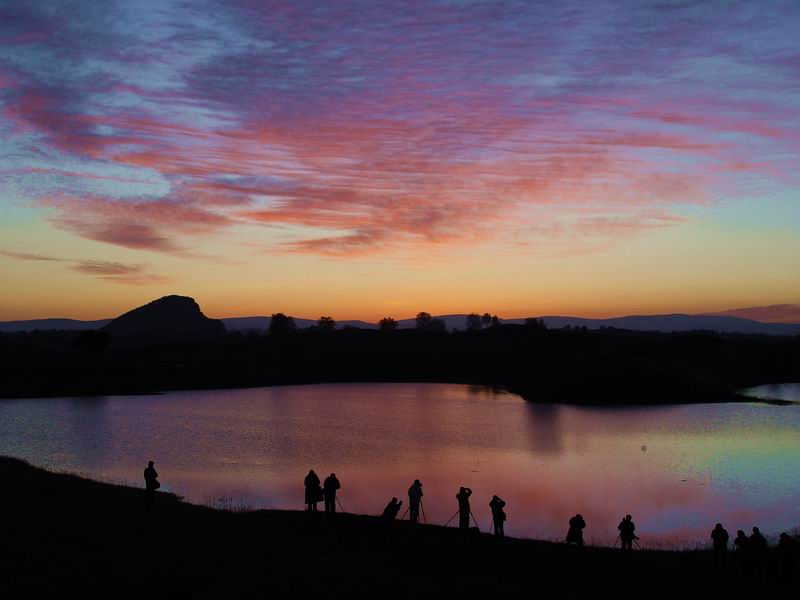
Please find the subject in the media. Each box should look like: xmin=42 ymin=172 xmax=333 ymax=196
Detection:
xmin=1 ymin=383 xmax=799 ymax=546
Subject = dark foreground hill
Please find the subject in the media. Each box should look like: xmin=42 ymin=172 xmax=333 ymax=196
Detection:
xmin=0 ymin=456 xmax=796 ymax=599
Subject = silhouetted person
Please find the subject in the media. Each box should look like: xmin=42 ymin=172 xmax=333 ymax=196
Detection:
xmin=749 ymin=527 xmax=767 ymax=574
xmin=456 ymin=487 xmax=472 ymax=531
xmin=778 ymin=532 xmax=799 ymax=575
xmin=144 ymin=461 xmax=159 ymax=507
xmin=733 ymin=529 xmax=749 ymax=572
xmin=323 ymin=473 xmax=341 ymax=514
xmin=407 ymin=479 xmax=423 ymax=524
xmin=710 ymin=523 xmax=729 ymax=567
xmin=304 ymin=469 xmax=322 ymax=512
xmin=618 ymin=515 xmax=637 ymax=551
xmin=382 ymin=497 xmax=403 ymax=521
xmin=566 ymin=514 xmax=587 ymax=547
xmin=489 ymin=495 xmax=506 ymax=537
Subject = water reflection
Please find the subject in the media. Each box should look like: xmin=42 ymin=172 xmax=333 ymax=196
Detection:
xmin=1 ymin=383 xmax=799 ymax=545
xmin=741 ymin=383 xmax=800 ymax=403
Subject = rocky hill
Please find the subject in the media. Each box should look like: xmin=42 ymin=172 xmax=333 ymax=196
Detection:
xmin=101 ymin=295 xmax=225 ymax=339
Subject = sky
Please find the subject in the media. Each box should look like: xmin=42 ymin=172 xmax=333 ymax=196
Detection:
xmin=1 ymin=0 xmax=798 ymax=321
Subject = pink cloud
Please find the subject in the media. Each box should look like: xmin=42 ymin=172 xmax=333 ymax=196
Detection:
xmin=41 ymin=197 xmax=233 ymax=254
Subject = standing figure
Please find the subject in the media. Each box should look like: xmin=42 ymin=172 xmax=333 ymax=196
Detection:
xmin=382 ymin=497 xmax=403 ymax=521
xmin=733 ymin=529 xmax=749 ymax=571
xmin=489 ymin=495 xmax=506 ymax=538
xmin=566 ymin=514 xmax=587 ymax=547
xmin=304 ymin=469 xmax=322 ymax=512
xmin=143 ymin=461 xmax=160 ymax=507
xmin=323 ymin=473 xmax=341 ymax=514
xmin=778 ymin=532 xmax=799 ymax=575
xmin=749 ymin=527 xmax=768 ymax=574
xmin=618 ymin=515 xmax=637 ymax=551
xmin=456 ymin=487 xmax=472 ymax=531
xmin=407 ymin=479 xmax=423 ymax=524
xmin=710 ymin=523 xmax=729 ymax=567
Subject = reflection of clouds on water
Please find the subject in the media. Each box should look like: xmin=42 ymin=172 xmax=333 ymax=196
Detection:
xmin=741 ymin=383 xmax=800 ymax=403
xmin=522 ymin=403 xmax=563 ymax=455
xmin=66 ymin=396 xmax=110 ymax=469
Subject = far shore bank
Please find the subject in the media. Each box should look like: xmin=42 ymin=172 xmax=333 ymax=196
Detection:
xmin=2 ymin=456 xmax=797 ymax=599
xmin=2 ymin=325 xmax=798 ymax=404
xmin=0 ymin=376 xmax=779 ymax=405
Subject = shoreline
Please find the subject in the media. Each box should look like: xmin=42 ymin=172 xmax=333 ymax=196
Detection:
xmin=0 ymin=379 xmax=788 ymax=408
xmin=7 ymin=454 xmax=800 ymax=548
xmin=2 ymin=455 xmax=797 ymax=598
xmin=0 ymin=377 xmax=788 ymax=405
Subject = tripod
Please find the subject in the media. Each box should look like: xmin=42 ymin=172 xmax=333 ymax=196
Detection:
xmin=469 ymin=509 xmax=480 ymax=531
xmin=445 ymin=508 xmax=481 ymax=531
xmin=444 ymin=510 xmax=460 ymax=527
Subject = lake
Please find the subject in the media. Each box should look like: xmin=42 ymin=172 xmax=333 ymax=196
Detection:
xmin=1 ymin=382 xmax=799 ymax=546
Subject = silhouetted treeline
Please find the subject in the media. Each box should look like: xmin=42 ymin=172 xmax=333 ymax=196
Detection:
xmin=1 ymin=325 xmax=798 ymax=401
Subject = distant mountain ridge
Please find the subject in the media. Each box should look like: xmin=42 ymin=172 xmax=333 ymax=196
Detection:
xmin=2 ymin=308 xmax=800 ymax=336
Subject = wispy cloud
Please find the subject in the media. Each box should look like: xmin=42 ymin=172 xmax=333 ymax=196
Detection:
xmin=1 ymin=0 xmax=798 ymax=259
xmin=1 ymin=250 xmax=169 ymax=285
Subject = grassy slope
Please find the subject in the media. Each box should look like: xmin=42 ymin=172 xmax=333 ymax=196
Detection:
xmin=0 ymin=457 xmax=795 ymax=599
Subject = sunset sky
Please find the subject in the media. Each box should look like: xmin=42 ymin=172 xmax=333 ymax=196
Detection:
xmin=1 ymin=0 xmax=798 ymax=321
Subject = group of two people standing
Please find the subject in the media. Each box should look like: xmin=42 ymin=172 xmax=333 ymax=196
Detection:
xmin=304 ymin=469 xmax=341 ymax=513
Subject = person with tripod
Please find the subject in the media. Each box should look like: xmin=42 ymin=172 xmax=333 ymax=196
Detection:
xmin=456 ymin=487 xmax=472 ymax=531
xmin=408 ymin=479 xmax=423 ymax=524
xmin=323 ymin=473 xmax=341 ymax=514
xmin=489 ymin=495 xmax=506 ymax=537
xmin=618 ymin=514 xmax=638 ymax=551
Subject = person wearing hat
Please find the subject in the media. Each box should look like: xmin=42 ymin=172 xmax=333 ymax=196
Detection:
xmin=407 ymin=479 xmax=423 ymax=524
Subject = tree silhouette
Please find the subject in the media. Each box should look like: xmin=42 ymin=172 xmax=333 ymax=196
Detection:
xmin=416 ymin=312 xmax=446 ymax=332
xmin=378 ymin=317 xmax=398 ymax=331
xmin=465 ymin=313 xmax=482 ymax=331
xmin=481 ymin=313 xmax=492 ymax=329
xmin=429 ymin=317 xmax=447 ymax=332
xmin=490 ymin=315 xmax=501 ymax=328
xmin=317 ymin=316 xmax=336 ymax=332
xmin=415 ymin=312 xmax=433 ymax=329
xmin=524 ymin=317 xmax=547 ymax=331
xmin=269 ymin=313 xmax=296 ymax=336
